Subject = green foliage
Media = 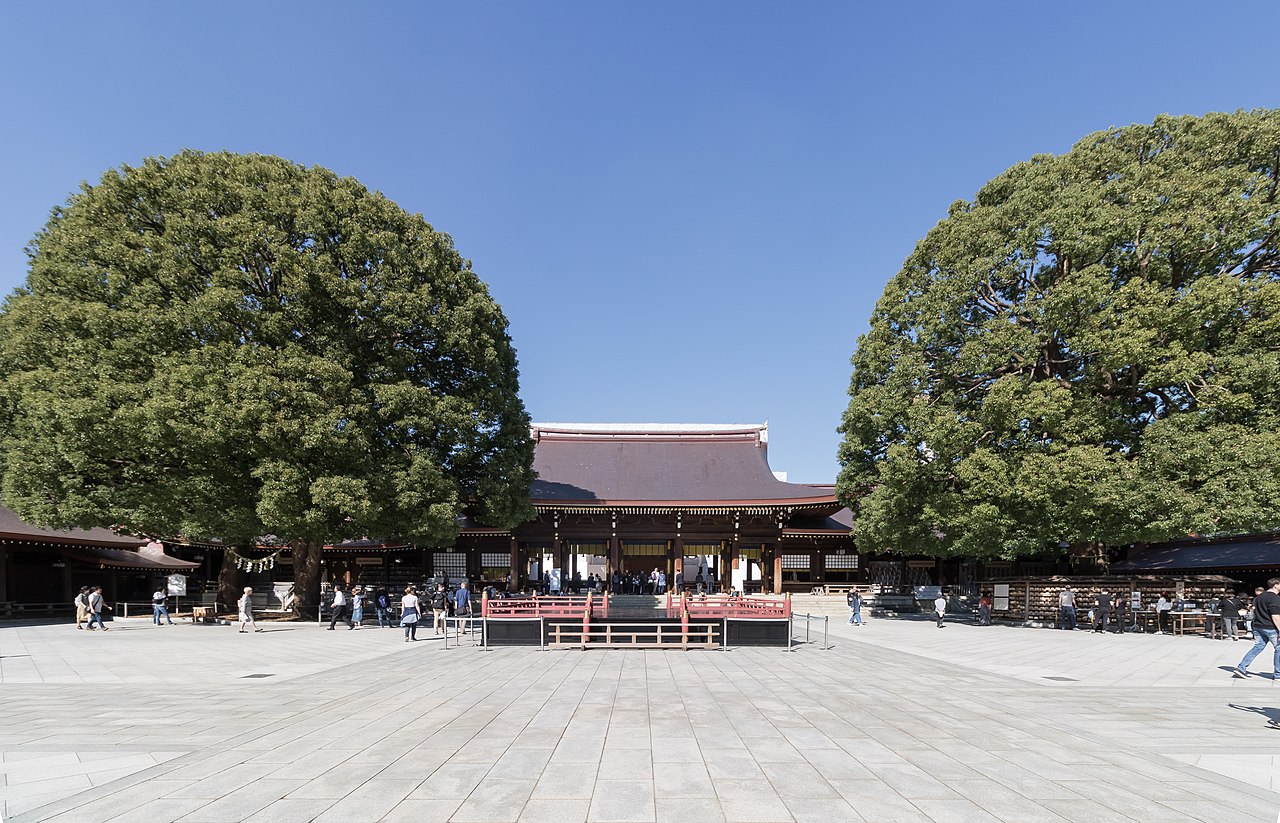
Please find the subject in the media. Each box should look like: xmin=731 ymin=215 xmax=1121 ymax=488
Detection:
xmin=0 ymin=150 xmax=534 ymax=550
xmin=837 ymin=110 xmax=1280 ymax=558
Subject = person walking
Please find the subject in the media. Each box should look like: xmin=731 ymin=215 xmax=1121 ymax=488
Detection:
xmin=86 ymin=586 xmax=111 ymax=630
xmin=238 ymin=586 xmax=262 ymax=633
xmin=454 ymin=581 xmax=473 ymax=634
xmin=978 ymin=593 xmax=991 ymax=626
xmin=152 ymin=586 xmax=174 ymax=625
xmin=350 ymin=586 xmax=364 ymax=629
xmin=327 ymin=584 xmax=354 ymax=630
xmin=1245 ymin=586 xmax=1265 ymax=638
xmin=400 ymin=585 xmax=422 ymax=642
xmin=1092 ymin=591 xmax=1111 ymax=634
xmin=74 ymin=586 xmax=90 ymax=629
xmin=847 ymin=589 xmax=863 ymax=626
xmin=429 ymin=583 xmax=449 ymax=635
xmin=376 ymin=588 xmax=391 ymax=628
xmin=1219 ymin=591 xmax=1241 ymax=641
xmin=1233 ymin=578 xmax=1280 ymax=679
xmin=1059 ymin=586 xmax=1076 ymax=630
xmin=934 ymin=592 xmax=947 ymax=628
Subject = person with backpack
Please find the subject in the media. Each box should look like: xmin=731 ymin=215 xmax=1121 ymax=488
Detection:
xmin=429 ymin=583 xmax=449 ymax=635
xmin=847 ymin=589 xmax=863 ymax=626
xmin=152 ymin=586 xmax=174 ymax=626
xmin=375 ymin=588 xmax=391 ymax=628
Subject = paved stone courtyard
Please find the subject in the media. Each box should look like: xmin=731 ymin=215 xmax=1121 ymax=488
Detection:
xmin=1 ymin=614 xmax=1278 ymax=823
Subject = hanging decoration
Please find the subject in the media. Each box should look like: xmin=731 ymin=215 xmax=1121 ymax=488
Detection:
xmin=226 ymin=546 xmax=285 ymax=574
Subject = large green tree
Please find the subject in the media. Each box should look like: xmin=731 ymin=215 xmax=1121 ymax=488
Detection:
xmin=838 ymin=110 xmax=1280 ymax=561
xmin=0 ymin=151 xmax=534 ymax=614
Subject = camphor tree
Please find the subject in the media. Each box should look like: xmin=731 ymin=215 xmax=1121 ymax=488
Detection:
xmin=837 ymin=110 xmax=1280 ymax=561
xmin=0 ymin=151 xmax=534 ymax=615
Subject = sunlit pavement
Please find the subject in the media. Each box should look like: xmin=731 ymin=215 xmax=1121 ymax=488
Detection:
xmin=1 ymin=613 xmax=1277 ymax=822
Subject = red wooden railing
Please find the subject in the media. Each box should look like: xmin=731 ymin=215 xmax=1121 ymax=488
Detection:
xmin=482 ymin=593 xmax=609 ymax=619
xmin=682 ymin=593 xmax=791 ymax=619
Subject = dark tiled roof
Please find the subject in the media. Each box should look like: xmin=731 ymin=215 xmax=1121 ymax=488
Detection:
xmin=65 ymin=545 xmax=199 ymax=571
xmin=0 ymin=504 xmax=146 ymax=548
xmin=529 ymin=424 xmax=837 ymax=506
xmin=1112 ymin=536 xmax=1280 ymax=572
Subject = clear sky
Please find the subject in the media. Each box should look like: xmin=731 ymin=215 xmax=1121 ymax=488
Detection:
xmin=1 ymin=2 xmax=1276 ymax=482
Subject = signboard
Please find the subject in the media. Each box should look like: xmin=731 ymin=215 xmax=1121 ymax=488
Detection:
xmin=355 ymin=557 xmax=383 ymax=566
xmin=166 ymin=574 xmax=187 ymax=597
xmin=549 ymin=569 xmax=562 ymax=594
xmin=1131 ymin=591 xmax=1142 ymax=611
xmin=993 ymin=583 xmax=1009 ymax=611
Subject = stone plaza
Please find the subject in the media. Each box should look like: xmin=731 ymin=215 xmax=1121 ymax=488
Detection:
xmin=1 ymin=613 xmax=1278 ymax=823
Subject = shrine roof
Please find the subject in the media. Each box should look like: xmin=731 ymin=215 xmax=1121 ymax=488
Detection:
xmin=528 ymin=423 xmax=839 ymax=508
xmin=0 ymin=504 xmax=147 ymax=548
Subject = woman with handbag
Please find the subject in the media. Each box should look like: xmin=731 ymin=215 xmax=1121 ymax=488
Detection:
xmin=400 ymin=585 xmax=422 ymax=642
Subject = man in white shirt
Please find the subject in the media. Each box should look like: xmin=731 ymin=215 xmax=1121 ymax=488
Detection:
xmin=1059 ymin=587 xmax=1077 ymax=630
xmin=934 ymin=593 xmax=947 ymax=628
xmin=327 ymin=584 xmax=354 ymax=630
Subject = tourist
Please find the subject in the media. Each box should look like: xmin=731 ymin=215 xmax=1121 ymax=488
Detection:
xmin=657 ymin=570 xmax=667 ymax=595
xmin=1245 ymin=586 xmax=1265 ymax=638
xmin=1219 ymin=591 xmax=1241 ymax=641
xmin=695 ymin=571 xmax=705 ymax=594
xmin=673 ymin=567 xmax=683 ymax=593
xmin=455 ymin=581 xmax=473 ymax=633
xmin=238 ymin=586 xmax=262 ymax=633
xmin=87 ymin=586 xmax=111 ymax=631
xmin=430 ymin=583 xmax=449 ymax=635
xmin=1059 ymin=586 xmax=1076 ymax=630
xmin=847 ymin=589 xmax=863 ymax=626
xmin=610 ymin=571 xmax=620 ymax=593
xmin=327 ymin=584 xmax=354 ymax=630
xmin=74 ymin=586 xmax=90 ymax=630
xmin=1232 ymin=577 xmax=1280 ymax=679
xmin=977 ymin=592 xmax=991 ymax=626
xmin=1113 ymin=592 xmax=1128 ymax=633
xmin=376 ymin=588 xmax=391 ymax=628
xmin=1093 ymin=591 xmax=1111 ymax=634
xmin=401 ymin=585 xmax=421 ymax=642
xmin=1156 ymin=592 xmax=1173 ymax=634
xmin=350 ymin=586 xmax=364 ymax=629
xmin=152 ymin=586 xmax=174 ymax=626
xmin=934 ymin=592 xmax=947 ymax=628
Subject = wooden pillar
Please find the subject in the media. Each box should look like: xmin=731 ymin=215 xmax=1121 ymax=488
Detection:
xmin=609 ymin=535 xmax=621 ymax=590
xmin=553 ymin=538 xmax=566 ymax=587
xmin=672 ymin=536 xmax=684 ymax=591
xmin=508 ymin=538 xmax=519 ymax=593
xmin=770 ymin=544 xmax=783 ymax=595
xmin=719 ymin=539 xmax=731 ymax=593
xmin=0 ymin=546 xmax=7 ymax=603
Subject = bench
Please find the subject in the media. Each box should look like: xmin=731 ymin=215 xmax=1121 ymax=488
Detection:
xmin=191 ymin=605 xmax=218 ymax=624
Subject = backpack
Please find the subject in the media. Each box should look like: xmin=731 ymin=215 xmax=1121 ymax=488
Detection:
xmin=430 ymin=591 xmax=447 ymax=610
xmin=377 ymin=594 xmax=389 ymax=609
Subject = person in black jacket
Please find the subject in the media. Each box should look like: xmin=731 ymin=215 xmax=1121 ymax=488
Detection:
xmin=429 ymin=584 xmax=449 ymax=636
xmin=1219 ymin=592 xmax=1241 ymax=641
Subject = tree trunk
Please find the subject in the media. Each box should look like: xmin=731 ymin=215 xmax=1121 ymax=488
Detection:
xmin=291 ymin=539 xmax=322 ymax=620
xmin=216 ymin=550 xmax=247 ymax=613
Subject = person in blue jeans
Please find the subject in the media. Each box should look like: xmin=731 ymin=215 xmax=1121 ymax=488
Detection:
xmin=1059 ymin=586 xmax=1076 ymax=630
xmin=847 ymin=589 xmax=863 ymax=626
xmin=1234 ymin=578 xmax=1280 ymax=679
xmin=151 ymin=587 xmax=174 ymax=625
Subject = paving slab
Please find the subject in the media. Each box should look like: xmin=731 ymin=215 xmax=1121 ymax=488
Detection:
xmin=1 ymin=615 xmax=1278 ymax=822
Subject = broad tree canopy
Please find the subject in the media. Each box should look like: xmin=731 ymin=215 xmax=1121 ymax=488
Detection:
xmin=837 ymin=110 xmax=1280 ymax=559
xmin=0 ymin=151 xmax=534 ymax=607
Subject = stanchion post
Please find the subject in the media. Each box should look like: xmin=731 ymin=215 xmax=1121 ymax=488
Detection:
xmin=824 ymin=615 xmax=829 ymax=650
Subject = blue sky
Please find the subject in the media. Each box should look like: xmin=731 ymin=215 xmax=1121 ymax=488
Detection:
xmin=1 ymin=2 xmax=1276 ymax=481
